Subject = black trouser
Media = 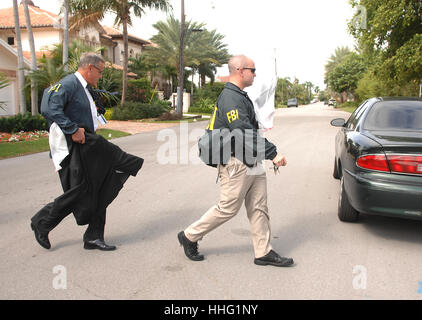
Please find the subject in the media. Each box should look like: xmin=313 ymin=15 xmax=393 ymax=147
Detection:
xmin=31 ymin=164 xmax=107 ymax=242
xmin=31 ymin=144 xmax=142 ymax=242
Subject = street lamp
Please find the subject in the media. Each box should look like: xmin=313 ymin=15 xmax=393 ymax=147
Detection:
xmin=176 ymin=0 xmax=185 ymax=117
xmin=176 ymin=1 xmax=204 ymax=116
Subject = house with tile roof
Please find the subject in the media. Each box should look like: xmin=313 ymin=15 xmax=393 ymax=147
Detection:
xmin=0 ymin=38 xmax=30 ymax=116
xmin=0 ymin=1 xmax=163 ymax=116
xmin=0 ymin=1 xmax=153 ymax=66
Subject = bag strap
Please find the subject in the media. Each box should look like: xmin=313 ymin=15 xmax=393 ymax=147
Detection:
xmin=206 ymin=104 xmax=218 ymax=131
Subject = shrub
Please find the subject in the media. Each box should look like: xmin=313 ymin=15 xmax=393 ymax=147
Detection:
xmin=111 ymin=102 xmax=172 ymax=120
xmin=127 ymin=78 xmax=153 ymax=103
xmin=0 ymin=113 xmax=48 ymax=133
xmin=189 ymin=83 xmax=224 ymax=114
xmin=188 ymin=97 xmax=215 ymax=114
xmin=104 ymin=108 xmax=113 ymax=121
xmin=338 ymin=101 xmax=358 ymax=109
xmin=195 ymin=82 xmax=225 ymax=101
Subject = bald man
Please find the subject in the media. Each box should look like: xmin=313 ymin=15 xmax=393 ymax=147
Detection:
xmin=178 ymin=55 xmax=294 ymax=267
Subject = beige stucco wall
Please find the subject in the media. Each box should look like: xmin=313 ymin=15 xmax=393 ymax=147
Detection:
xmin=76 ymin=25 xmax=101 ymax=48
xmin=114 ymin=39 xmax=143 ymax=65
xmin=0 ymin=45 xmax=19 ymax=116
xmin=0 ymin=78 xmax=16 ymax=116
xmin=20 ymin=28 xmax=61 ymax=51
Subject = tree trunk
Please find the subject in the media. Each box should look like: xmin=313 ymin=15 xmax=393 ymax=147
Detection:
xmin=63 ymin=0 xmax=69 ymax=73
xmin=121 ymin=3 xmax=128 ymax=105
xmin=23 ymin=0 xmax=38 ymax=115
xmin=200 ymin=73 xmax=205 ymax=87
xmin=177 ymin=0 xmax=185 ymax=116
xmin=191 ymin=69 xmax=194 ymax=101
xmin=13 ymin=0 xmax=26 ymax=114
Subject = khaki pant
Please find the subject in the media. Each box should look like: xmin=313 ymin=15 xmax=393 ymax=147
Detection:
xmin=185 ymin=157 xmax=272 ymax=258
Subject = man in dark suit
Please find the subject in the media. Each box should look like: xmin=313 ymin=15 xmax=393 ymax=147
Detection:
xmin=30 ymin=53 xmax=143 ymax=251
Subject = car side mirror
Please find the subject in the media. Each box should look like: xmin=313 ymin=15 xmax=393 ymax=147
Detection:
xmin=330 ymin=118 xmax=346 ymax=127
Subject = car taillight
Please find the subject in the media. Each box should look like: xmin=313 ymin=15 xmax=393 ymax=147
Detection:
xmin=386 ymin=155 xmax=422 ymax=175
xmin=357 ymin=154 xmax=422 ymax=175
xmin=357 ymin=155 xmax=390 ymax=172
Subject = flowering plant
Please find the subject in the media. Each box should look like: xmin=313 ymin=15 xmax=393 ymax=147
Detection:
xmin=0 ymin=130 xmax=49 ymax=143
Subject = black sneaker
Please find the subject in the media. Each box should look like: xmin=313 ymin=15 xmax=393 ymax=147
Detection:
xmin=254 ymin=250 xmax=294 ymax=267
xmin=178 ymin=231 xmax=204 ymax=261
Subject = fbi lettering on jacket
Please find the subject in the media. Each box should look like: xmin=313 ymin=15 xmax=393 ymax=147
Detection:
xmin=226 ymin=109 xmax=239 ymax=123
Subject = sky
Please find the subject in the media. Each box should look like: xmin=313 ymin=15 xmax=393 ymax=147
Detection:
xmin=2 ymin=0 xmax=358 ymax=89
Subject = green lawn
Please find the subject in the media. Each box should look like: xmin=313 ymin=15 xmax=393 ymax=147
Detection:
xmin=96 ymin=128 xmax=131 ymax=139
xmin=0 ymin=138 xmax=50 ymax=159
xmin=0 ymin=129 xmax=130 ymax=160
xmin=337 ymin=106 xmax=356 ymax=114
xmin=139 ymin=116 xmax=209 ymax=123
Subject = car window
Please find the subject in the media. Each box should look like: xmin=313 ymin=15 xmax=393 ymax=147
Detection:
xmin=363 ymin=101 xmax=422 ymax=131
xmin=346 ymin=100 xmax=369 ymax=130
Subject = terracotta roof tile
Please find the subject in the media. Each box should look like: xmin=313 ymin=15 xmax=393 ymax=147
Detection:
xmin=102 ymin=25 xmax=151 ymax=45
xmin=0 ymin=3 xmax=58 ymax=29
xmin=23 ymin=50 xmax=51 ymax=61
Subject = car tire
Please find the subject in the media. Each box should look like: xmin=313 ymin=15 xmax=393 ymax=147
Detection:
xmin=338 ymin=175 xmax=359 ymax=222
xmin=333 ymin=158 xmax=340 ymax=179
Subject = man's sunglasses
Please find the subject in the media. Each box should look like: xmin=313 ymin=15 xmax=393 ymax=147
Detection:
xmin=238 ymin=67 xmax=256 ymax=74
xmin=91 ymin=65 xmax=104 ymax=74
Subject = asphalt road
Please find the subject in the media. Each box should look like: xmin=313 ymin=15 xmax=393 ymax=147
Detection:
xmin=1 ymin=102 xmax=422 ymax=300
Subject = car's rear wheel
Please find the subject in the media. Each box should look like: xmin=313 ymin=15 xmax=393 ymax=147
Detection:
xmin=333 ymin=158 xmax=340 ymax=179
xmin=338 ymin=175 xmax=359 ymax=222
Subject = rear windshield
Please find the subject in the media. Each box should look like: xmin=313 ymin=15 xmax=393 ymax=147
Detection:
xmin=363 ymin=101 xmax=422 ymax=131
xmin=288 ymin=99 xmax=297 ymax=103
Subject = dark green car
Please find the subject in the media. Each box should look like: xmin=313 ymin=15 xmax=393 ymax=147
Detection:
xmin=330 ymin=97 xmax=422 ymax=222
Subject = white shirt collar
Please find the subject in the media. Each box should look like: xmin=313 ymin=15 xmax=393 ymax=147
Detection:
xmin=74 ymin=71 xmax=88 ymax=88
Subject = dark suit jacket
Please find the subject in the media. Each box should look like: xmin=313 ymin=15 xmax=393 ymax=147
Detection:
xmin=56 ymin=129 xmax=143 ymax=225
xmin=41 ymin=74 xmax=95 ymax=134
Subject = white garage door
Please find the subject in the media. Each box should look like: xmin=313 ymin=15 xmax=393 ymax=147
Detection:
xmin=0 ymin=80 xmax=15 ymax=116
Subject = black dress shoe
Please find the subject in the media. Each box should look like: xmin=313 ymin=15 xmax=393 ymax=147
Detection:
xmin=84 ymin=239 xmax=116 ymax=251
xmin=30 ymin=222 xmax=51 ymax=249
xmin=254 ymin=250 xmax=294 ymax=267
xmin=178 ymin=231 xmax=204 ymax=261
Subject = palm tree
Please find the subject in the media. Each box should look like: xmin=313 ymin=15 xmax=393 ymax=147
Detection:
xmin=13 ymin=0 xmax=26 ymax=114
xmin=23 ymin=0 xmax=38 ymax=115
xmin=275 ymin=77 xmax=291 ymax=105
xmin=324 ymin=46 xmax=352 ymax=84
xmin=27 ymin=58 xmax=69 ymax=90
xmin=48 ymin=39 xmax=103 ymax=73
xmin=68 ymin=0 xmax=171 ymax=105
xmin=144 ymin=16 xmax=229 ymax=90
xmin=62 ymin=0 xmax=69 ymax=72
xmin=196 ymin=29 xmax=230 ymax=87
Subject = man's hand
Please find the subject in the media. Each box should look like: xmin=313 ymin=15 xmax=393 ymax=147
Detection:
xmin=72 ymin=127 xmax=85 ymax=144
xmin=272 ymin=153 xmax=287 ymax=168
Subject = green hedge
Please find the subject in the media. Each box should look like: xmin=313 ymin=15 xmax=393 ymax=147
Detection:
xmin=0 ymin=113 xmax=48 ymax=133
xmin=111 ymin=101 xmax=172 ymax=120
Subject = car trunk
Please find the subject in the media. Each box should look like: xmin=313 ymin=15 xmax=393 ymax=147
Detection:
xmin=363 ymin=130 xmax=422 ymax=175
xmin=363 ymin=130 xmax=422 ymax=151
